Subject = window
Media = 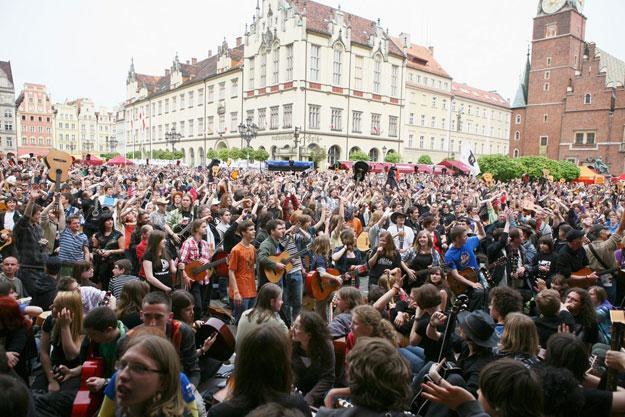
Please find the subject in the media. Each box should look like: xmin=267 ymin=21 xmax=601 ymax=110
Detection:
xmin=541 ymin=136 xmax=548 ymax=146
xmin=272 ymin=48 xmax=280 ymax=85
xmin=286 ymin=44 xmax=294 ymax=81
xmin=219 ymin=82 xmax=226 ymax=100
xmin=246 ymin=109 xmax=254 ymax=124
xmin=188 ymin=91 xmax=194 ymax=107
xmin=260 ymin=52 xmax=267 ymax=87
xmin=308 ymin=105 xmax=320 ymax=129
xmin=6 ymin=137 xmax=11 ymax=147
xmin=546 ymin=57 xmax=552 ymax=66
xmin=420 ymin=114 xmax=425 ymax=127
xmin=442 ymin=99 xmax=447 ymax=110
xmin=207 ymin=116 xmax=214 ymax=133
xmin=515 ymin=131 xmax=520 ymax=141
xmin=371 ymin=113 xmax=381 ymax=135
xmin=544 ymin=114 xmax=548 ymax=122
xmin=4 ymin=122 xmax=12 ymax=131
xmin=197 ymin=118 xmax=203 ymax=135
xmin=432 ymin=97 xmax=437 ymax=108
xmin=409 ymin=113 xmax=415 ymax=125
xmin=308 ymin=45 xmax=321 ymax=82
xmin=513 ymin=149 xmax=520 ymax=158
xmin=208 ymin=86 xmax=214 ymax=102
xmin=545 ymin=23 xmax=557 ymax=38
xmin=391 ymin=65 xmax=399 ymax=97
xmin=354 ymin=56 xmax=364 ymax=90
xmin=441 ymin=118 xmax=446 ymax=129
xmin=165 ymin=99 xmax=169 ymax=113
xmin=218 ymin=114 xmax=225 ymax=132
xmin=180 ymin=121 xmax=185 ymax=137
xmin=231 ymin=112 xmax=239 ymax=132
xmin=172 ymin=96 xmax=177 ymax=111
xmin=352 ymin=111 xmax=362 ymax=133
xmin=373 ymin=55 xmax=382 ymax=93
xmin=231 ymin=79 xmax=239 ymax=97
xmin=544 ymin=83 xmax=549 ymax=91
xmin=515 ymin=114 xmax=521 ymax=124
xmin=408 ymin=134 xmax=414 ymax=148
xmin=248 ymin=57 xmax=255 ymax=90
xmin=188 ymin=119 xmax=194 ymax=136
xmin=419 ymin=136 xmax=424 ymax=148
xmin=389 ymin=116 xmax=398 ymax=137
xmin=269 ymin=107 xmax=279 ymax=130
xmin=431 ymin=116 xmax=436 ymax=128
xmin=158 ymin=125 xmax=163 ymax=139
xmin=331 ymin=108 xmax=342 ymax=131
xmin=441 ymin=138 xmax=445 ymax=150
xmin=180 ymin=94 xmax=185 ymax=109
xmin=584 ymin=94 xmax=592 ymax=104
xmin=283 ymin=104 xmax=293 ymax=128
xmin=158 ymin=101 xmax=163 ymax=114
xmin=430 ymin=137 xmax=435 ymax=149
xmin=544 ymin=71 xmax=550 ymax=80
xmin=333 ymin=46 xmax=342 ymax=85
xmin=198 ymin=88 xmax=204 ymax=105
xmin=258 ymin=108 xmax=267 ymax=130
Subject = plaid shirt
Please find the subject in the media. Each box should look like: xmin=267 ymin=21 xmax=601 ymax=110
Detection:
xmin=180 ymin=235 xmax=215 ymax=284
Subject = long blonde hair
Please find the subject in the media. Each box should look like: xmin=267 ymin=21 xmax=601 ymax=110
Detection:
xmin=51 ymin=291 xmax=83 ymax=345
xmin=122 ymin=334 xmax=185 ymax=417
xmin=499 ymin=312 xmax=539 ymax=356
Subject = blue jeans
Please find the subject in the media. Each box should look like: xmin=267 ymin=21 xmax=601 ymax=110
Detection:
xmin=283 ymin=270 xmax=303 ymax=325
xmin=230 ymin=297 xmax=256 ymax=325
xmin=399 ymin=345 xmax=426 ymax=375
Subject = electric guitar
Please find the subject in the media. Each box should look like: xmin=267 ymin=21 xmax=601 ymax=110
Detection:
xmin=264 ymin=244 xmax=311 ymax=283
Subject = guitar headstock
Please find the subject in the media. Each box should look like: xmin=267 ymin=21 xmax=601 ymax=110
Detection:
xmin=451 ymin=294 xmax=469 ymax=314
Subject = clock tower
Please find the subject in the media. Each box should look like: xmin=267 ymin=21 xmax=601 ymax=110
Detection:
xmin=516 ymin=0 xmax=587 ymax=158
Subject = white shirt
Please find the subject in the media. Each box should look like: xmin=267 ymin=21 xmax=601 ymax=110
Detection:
xmin=4 ymin=211 xmax=15 ymax=231
xmin=387 ymin=223 xmax=415 ymax=253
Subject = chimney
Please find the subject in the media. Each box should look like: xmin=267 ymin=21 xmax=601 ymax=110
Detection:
xmin=428 ymin=46 xmax=434 ymax=56
xmin=165 ymin=69 xmax=170 ymax=76
xmin=191 ymin=57 xmax=197 ymax=65
xmin=208 ymin=49 xmax=213 ymax=57
xmin=236 ymin=37 xmax=242 ymax=47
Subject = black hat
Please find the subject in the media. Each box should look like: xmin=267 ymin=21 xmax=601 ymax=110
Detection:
xmin=588 ymin=224 xmax=608 ymax=241
xmin=457 ymin=310 xmax=499 ymax=348
xmin=390 ymin=211 xmax=406 ymax=224
xmin=565 ymin=228 xmax=586 ymax=242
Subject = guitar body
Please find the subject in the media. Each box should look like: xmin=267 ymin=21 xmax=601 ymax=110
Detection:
xmin=265 ymin=251 xmax=294 ymax=283
xmin=213 ymin=251 xmax=230 ymax=278
xmin=72 ymin=358 xmax=105 ymax=417
xmin=196 ymin=317 xmax=236 ymax=361
xmin=447 ymin=268 xmax=479 ymax=295
xmin=185 ymin=256 xmax=229 ymax=282
xmin=356 ymin=232 xmax=370 ymax=252
xmin=308 ymin=267 xmax=341 ymax=301
xmin=0 ymin=228 xmax=13 ymax=252
xmin=572 ymin=267 xmax=617 ymax=289
xmin=44 ymin=149 xmax=72 ymax=184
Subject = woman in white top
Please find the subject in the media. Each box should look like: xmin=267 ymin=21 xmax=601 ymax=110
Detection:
xmin=235 ymin=283 xmax=288 ymax=348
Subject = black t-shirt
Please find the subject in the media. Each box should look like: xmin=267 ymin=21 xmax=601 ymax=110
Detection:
xmin=207 ymin=393 xmax=312 ymax=417
xmin=368 ymin=251 xmax=401 ymax=286
xmin=415 ymin=312 xmax=443 ymax=362
xmin=581 ymin=388 xmax=612 ymax=417
xmin=42 ymin=315 xmax=86 ymax=368
xmin=143 ymin=252 xmax=172 ymax=291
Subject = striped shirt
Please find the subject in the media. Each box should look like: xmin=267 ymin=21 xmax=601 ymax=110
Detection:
xmin=108 ymin=274 xmax=139 ymax=298
xmin=58 ymin=228 xmax=88 ymax=262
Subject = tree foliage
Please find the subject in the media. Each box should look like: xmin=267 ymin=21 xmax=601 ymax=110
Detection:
xmin=252 ymin=148 xmax=270 ymax=162
xmin=126 ymin=151 xmax=142 ymax=159
xmin=348 ymin=150 xmax=370 ymax=161
xmin=309 ymin=147 xmax=327 ymax=164
xmin=384 ymin=152 xmax=401 ymax=163
xmin=417 ymin=154 xmax=433 ymax=164
xmin=206 ymin=149 xmax=218 ymax=160
xmin=217 ymin=148 xmax=230 ymax=161
xmin=478 ymin=154 xmax=580 ymax=182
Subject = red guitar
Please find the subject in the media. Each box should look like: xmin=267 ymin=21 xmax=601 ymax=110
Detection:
xmin=71 ymin=358 xmax=105 ymax=417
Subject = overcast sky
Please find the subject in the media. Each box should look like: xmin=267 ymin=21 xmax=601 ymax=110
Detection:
xmin=2 ymin=0 xmax=623 ymax=109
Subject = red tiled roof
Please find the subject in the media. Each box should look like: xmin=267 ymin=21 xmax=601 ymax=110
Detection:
xmin=452 ymin=82 xmax=508 ymax=108
xmin=397 ymin=40 xmax=450 ymax=79
xmin=290 ymin=0 xmax=404 ymax=57
xmin=0 ymin=61 xmax=13 ymax=85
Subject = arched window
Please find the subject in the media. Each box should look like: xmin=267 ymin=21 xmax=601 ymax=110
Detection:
xmin=513 ymin=148 xmax=520 ymax=158
xmin=514 ymin=131 xmax=520 ymax=141
xmin=333 ymin=44 xmax=343 ymax=85
xmin=328 ymin=145 xmax=341 ymax=165
xmin=515 ymin=114 xmax=522 ymax=124
xmin=373 ymin=54 xmax=382 ymax=93
xmin=584 ymin=93 xmax=592 ymax=104
xmin=368 ymin=148 xmax=379 ymax=162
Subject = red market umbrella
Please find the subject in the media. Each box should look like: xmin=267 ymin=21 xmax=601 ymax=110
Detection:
xmin=107 ymin=155 xmax=135 ymax=166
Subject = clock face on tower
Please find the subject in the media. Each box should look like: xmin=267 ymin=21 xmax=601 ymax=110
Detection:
xmin=542 ymin=0 xmax=566 ymax=14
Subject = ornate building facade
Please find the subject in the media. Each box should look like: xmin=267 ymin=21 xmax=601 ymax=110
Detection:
xmin=0 ymin=61 xmax=17 ymax=155
xmin=16 ymin=83 xmax=54 ymax=157
xmin=510 ymin=0 xmax=625 ymax=174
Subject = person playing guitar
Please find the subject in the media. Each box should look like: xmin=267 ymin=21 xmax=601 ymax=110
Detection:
xmin=179 ymin=219 xmax=216 ymax=319
xmin=444 ymin=222 xmax=487 ymax=311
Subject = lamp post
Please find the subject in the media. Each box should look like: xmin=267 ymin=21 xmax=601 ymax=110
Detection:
xmin=293 ymin=127 xmax=306 ymax=161
xmin=382 ymin=145 xmax=387 ymax=161
xmin=238 ymin=116 xmax=258 ymax=166
xmin=165 ymin=127 xmax=182 ymax=153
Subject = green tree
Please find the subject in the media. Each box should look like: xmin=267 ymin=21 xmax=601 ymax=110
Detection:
xmin=309 ymin=147 xmax=327 ymax=164
xmin=252 ymin=148 xmax=270 ymax=162
xmin=384 ymin=152 xmax=401 ymax=163
xmin=418 ymin=155 xmax=433 ymax=164
xmin=228 ymin=147 xmax=244 ymax=160
xmin=206 ymin=149 xmax=218 ymax=160
xmin=477 ymin=154 xmax=524 ymax=181
xmin=217 ymin=148 xmax=230 ymax=161
xmin=348 ymin=150 xmax=370 ymax=161
xmin=126 ymin=151 xmax=141 ymax=159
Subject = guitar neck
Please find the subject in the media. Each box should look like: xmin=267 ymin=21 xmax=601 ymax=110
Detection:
xmin=194 ymin=257 xmax=227 ymax=273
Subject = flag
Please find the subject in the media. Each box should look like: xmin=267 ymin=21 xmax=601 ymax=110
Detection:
xmin=460 ymin=143 xmax=480 ymax=176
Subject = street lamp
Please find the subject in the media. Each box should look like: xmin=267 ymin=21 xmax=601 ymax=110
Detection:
xmin=165 ymin=127 xmax=182 ymax=153
xmin=293 ymin=127 xmax=306 ymax=161
xmin=238 ymin=116 xmax=258 ymax=165
xmin=382 ymin=146 xmax=387 ymax=160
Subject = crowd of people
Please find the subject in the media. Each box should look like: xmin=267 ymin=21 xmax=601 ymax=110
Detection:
xmin=0 ymin=153 xmax=625 ymax=417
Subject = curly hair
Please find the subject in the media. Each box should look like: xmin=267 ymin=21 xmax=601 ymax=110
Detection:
xmin=293 ymin=311 xmax=331 ymax=366
xmin=351 ymin=305 xmax=397 ymax=345
xmin=544 ymin=333 xmax=589 ymax=382
xmin=565 ymin=287 xmax=597 ymax=329
xmin=347 ymin=337 xmax=411 ymax=412
xmin=489 ymin=286 xmax=523 ymax=319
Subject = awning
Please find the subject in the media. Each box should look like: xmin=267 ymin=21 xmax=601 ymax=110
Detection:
xmin=437 ymin=160 xmax=470 ymax=174
xmin=107 ymin=155 xmax=135 ymax=166
xmin=576 ymin=165 xmax=605 ymax=185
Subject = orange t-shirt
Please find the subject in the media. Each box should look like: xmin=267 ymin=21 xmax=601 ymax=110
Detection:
xmin=347 ymin=218 xmax=362 ymax=237
xmin=228 ymin=242 xmax=257 ymax=299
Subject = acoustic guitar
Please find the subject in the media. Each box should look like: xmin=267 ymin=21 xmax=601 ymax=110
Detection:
xmin=44 ymin=149 xmax=73 ymax=185
xmin=184 ymin=256 xmax=229 ymax=282
xmin=356 ymin=231 xmax=370 ymax=252
xmin=447 ymin=256 xmax=507 ymax=295
xmin=571 ymin=267 xmax=618 ymax=289
xmin=264 ymin=244 xmax=311 ymax=283
xmin=606 ymin=310 xmax=625 ymax=391
xmin=71 ymin=358 xmax=105 ymax=417
xmin=196 ymin=317 xmax=236 ymax=362
xmin=0 ymin=228 xmax=13 ymax=252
